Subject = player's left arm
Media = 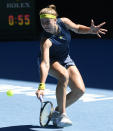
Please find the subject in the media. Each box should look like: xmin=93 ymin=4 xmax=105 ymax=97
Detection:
xmin=61 ymin=17 xmax=108 ymax=38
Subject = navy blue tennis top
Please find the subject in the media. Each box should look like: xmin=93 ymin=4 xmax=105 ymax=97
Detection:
xmin=41 ymin=18 xmax=71 ymax=60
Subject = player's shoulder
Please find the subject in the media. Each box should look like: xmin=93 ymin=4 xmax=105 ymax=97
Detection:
xmin=59 ymin=17 xmax=73 ymax=30
xmin=60 ymin=17 xmax=71 ymax=23
xmin=40 ymin=37 xmax=52 ymax=48
xmin=57 ymin=17 xmax=70 ymax=29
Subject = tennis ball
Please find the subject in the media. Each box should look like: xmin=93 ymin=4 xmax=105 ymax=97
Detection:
xmin=6 ymin=90 xmax=13 ymax=96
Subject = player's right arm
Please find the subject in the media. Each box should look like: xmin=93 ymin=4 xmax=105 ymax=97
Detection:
xmin=40 ymin=38 xmax=52 ymax=83
xmin=36 ymin=38 xmax=52 ymax=98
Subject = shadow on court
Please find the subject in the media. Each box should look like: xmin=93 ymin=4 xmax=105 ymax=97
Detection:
xmin=0 ymin=125 xmax=63 ymax=131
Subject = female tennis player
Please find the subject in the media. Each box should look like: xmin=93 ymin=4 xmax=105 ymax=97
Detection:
xmin=35 ymin=4 xmax=107 ymax=127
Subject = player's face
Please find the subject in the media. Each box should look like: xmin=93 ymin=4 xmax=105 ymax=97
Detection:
xmin=40 ymin=18 xmax=57 ymax=34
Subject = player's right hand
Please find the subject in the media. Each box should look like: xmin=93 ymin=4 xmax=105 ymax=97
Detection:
xmin=35 ymin=89 xmax=44 ymax=99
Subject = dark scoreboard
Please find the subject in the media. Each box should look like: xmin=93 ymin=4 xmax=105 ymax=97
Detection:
xmin=0 ymin=0 xmax=112 ymax=40
xmin=0 ymin=0 xmax=37 ymax=41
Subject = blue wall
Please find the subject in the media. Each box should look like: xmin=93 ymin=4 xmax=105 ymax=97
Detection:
xmin=69 ymin=39 xmax=113 ymax=90
xmin=0 ymin=39 xmax=113 ymax=90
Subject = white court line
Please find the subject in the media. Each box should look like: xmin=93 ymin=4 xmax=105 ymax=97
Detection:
xmin=0 ymin=83 xmax=113 ymax=102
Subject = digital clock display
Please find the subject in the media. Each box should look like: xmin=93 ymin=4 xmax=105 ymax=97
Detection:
xmin=8 ymin=14 xmax=31 ymax=26
xmin=0 ymin=0 xmax=37 ymax=41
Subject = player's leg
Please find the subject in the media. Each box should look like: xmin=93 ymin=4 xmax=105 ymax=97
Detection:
xmin=66 ymin=65 xmax=85 ymax=107
xmin=49 ymin=62 xmax=73 ymax=127
xmin=49 ymin=61 xmax=69 ymax=114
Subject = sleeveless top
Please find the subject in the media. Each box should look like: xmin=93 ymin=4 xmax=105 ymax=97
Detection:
xmin=41 ymin=18 xmax=71 ymax=61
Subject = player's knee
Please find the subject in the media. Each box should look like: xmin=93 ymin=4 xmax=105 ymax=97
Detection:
xmin=59 ymin=71 xmax=69 ymax=84
xmin=78 ymin=86 xmax=85 ymax=97
xmin=79 ymin=87 xmax=85 ymax=96
xmin=73 ymin=86 xmax=85 ymax=97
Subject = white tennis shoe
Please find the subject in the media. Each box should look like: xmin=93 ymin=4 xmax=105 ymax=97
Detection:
xmin=51 ymin=112 xmax=72 ymax=128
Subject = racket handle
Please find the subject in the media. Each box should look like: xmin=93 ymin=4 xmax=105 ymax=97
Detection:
xmin=39 ymin=95 xmax=44 ymax=102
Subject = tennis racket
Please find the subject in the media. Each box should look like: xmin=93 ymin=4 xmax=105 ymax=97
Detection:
xmin=39 ymin=95 xmax=54 ymax=127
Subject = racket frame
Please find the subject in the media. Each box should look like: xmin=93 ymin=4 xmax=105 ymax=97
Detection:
xmin=40 ymin=101 xmax=54 ymax=127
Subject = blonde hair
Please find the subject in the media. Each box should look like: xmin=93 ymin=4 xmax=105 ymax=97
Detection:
xmin=39 ymin=4 xmax=58 ymax=17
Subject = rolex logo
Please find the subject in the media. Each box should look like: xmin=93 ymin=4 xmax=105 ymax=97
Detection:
xmin=6 ymin=2 xmax=31 ymax=9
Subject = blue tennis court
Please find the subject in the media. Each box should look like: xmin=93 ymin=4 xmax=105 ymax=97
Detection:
xmin=0 ymin=0 xmax=113 ymax=130
xmin=0 ymin=79 xmax=113 ymax=131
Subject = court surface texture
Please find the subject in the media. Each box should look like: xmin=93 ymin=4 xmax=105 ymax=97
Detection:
xmin=0 ymin=79 xmax=113 ymax=131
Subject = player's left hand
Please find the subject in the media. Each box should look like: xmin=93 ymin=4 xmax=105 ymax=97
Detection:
xmin=90 ymin=19 xmax=108 ymax=38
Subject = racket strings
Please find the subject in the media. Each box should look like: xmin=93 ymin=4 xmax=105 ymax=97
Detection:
xmin=40 ymin=102 xmax=53 ymax=126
